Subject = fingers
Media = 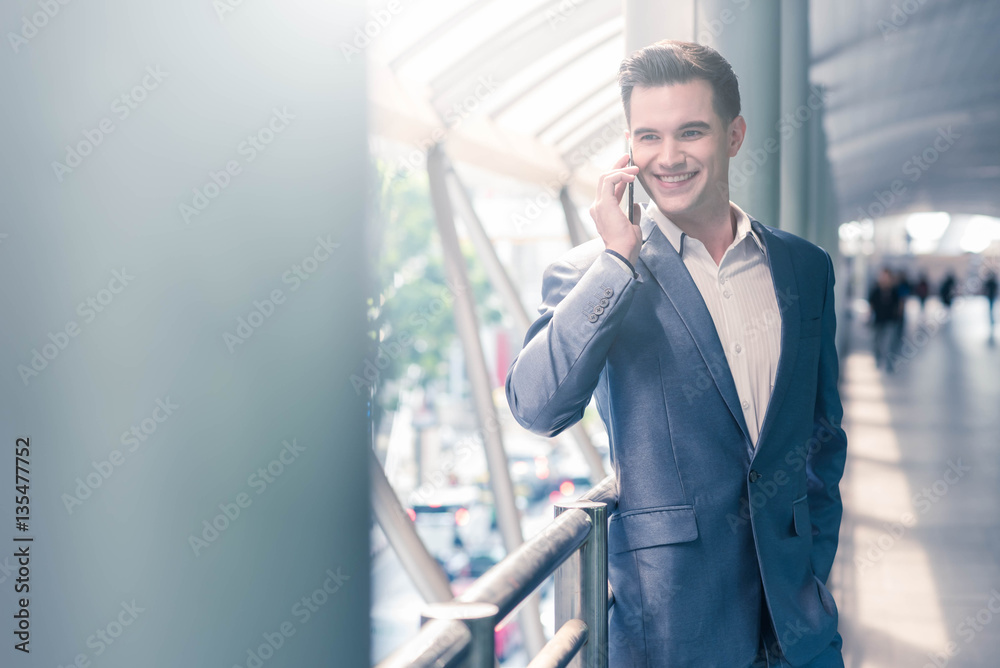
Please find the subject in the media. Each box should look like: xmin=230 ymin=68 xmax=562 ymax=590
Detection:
xmin=613 ymin=178 xmax=628 ymax=202
xmin=598 ymin=154 xmax=639 ymax=196
xmin=599 ymin=169 xmax=636 ymax=204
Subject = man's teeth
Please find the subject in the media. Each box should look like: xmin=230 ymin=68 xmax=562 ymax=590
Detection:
xmin=659 ymin=172 xmax=695 ymax=183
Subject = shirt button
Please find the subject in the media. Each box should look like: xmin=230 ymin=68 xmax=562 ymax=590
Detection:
xmin=723 ymin=290 xmax=731 ymax=299
xmin=719 ymin=276 xmax=726 ymax=285
xmin=734 ymin=343 xmax=742 ymax=353
xmin=742 ymin=400 xmax=749 ymax=410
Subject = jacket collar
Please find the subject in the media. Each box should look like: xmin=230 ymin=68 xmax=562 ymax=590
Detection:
xmin=641 ymin=201 xmax=767 ymax=258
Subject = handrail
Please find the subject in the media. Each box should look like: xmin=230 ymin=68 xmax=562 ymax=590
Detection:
xmin=578 ymin=474 xmax=618 ymax=511
xmin=377 ymin=475 xmax=618 ymax=668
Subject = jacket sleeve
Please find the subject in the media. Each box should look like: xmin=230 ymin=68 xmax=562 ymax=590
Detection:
xmin=807 ymin=249 xmax=849 ymax=584
xmin=505 ymin=249 xmax=640 ymax=438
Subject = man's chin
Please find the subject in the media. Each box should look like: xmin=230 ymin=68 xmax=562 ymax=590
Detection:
xmin=649 ymin=196 xmax=691 ymax=220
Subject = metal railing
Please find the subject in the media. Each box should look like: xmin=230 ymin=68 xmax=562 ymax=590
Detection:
xmin=377 ymin=475 xmax=618 ymax=668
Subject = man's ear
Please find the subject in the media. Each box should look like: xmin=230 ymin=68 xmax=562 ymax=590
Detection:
xmin=728 ymin=115 xmax=747 ymax=157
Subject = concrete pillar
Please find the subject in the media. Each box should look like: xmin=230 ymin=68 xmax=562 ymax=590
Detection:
xmin=808 ymin=92 xmax=840 ymax=258
xmin=624 ymin=0 xmax=696 ymax=53
xmin=780 ymin=0 xmax=809 ymax=237
xmin=697 ymin=0 xmax=781 ymax=227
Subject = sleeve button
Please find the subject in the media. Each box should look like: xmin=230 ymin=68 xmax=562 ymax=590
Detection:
xmin=588 ymin=313 xmax=598 ymax=323
xmin=603 ymin=288 xmax=614 ymax=297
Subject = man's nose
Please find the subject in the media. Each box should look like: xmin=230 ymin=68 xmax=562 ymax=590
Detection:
xmin=655 ymin=140 xmax=686 ymax=171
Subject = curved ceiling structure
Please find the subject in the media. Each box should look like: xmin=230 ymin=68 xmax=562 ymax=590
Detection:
xmin=368 ymin=0 xmax=1000 ymax=223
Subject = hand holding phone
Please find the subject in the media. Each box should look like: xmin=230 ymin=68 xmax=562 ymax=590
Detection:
xmin=590 ymin=152 xmax=641 ymax=267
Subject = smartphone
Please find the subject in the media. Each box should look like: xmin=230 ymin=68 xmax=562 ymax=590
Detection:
xmin=628 ymin=148 xmax=635 ymax=224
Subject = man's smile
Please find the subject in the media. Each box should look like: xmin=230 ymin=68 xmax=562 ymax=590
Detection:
xmin=652 ymin=170 xmax=699 ymax=189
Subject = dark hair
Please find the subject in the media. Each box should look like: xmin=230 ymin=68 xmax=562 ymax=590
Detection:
xmin=618 ymin=40 xmax=741 ymax=127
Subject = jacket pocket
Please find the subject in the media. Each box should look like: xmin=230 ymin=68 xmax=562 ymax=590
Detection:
xmin=792 ymin=494 xmax=811 ymax=537
xmin=609 ymin=505 xmax=698 ymax=554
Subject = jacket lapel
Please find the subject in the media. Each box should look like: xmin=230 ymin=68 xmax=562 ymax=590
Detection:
xmin=749 ymin=219 xmax=801 ymax=456
xmin=635 ymin=213 xmax=803 ymax=459
xmin=636 ymin=215 xmax=752 ymax=449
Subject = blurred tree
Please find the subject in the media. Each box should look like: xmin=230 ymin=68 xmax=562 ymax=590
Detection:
xmin=366 ymin=158 xmax=503 ymax=413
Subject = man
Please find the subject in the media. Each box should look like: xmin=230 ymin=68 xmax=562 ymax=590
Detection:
xmin=984 ymin=271 xmax=997 ymax=329
xmin=506 ymin=40 xmax=847 ymax=667
xmin=868 ymin=267 xmax=903 ymax=372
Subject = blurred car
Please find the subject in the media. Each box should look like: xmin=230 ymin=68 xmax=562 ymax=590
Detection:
xmin=407 ymin=484 xmax=492 ymax=576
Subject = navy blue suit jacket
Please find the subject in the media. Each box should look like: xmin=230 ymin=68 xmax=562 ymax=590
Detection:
xmin=506 ymin=210 xmax=848 ymax=666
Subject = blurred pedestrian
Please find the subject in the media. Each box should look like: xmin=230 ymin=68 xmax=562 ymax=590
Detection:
xmin=985 ymin=271 xmax=998 ymax=328
xmin=869 ymin=268 xmax=902 ymax=372
xmin=891 ymin=270 xmax=909 ymax=361
xmin=914 ymin=274 xmax=930 ymax=311
xmin=940 ymin=272 xmax=956 ymax=309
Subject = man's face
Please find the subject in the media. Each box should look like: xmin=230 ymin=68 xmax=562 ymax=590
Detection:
xmin=626 ymin=79 xmax=745 ymax=226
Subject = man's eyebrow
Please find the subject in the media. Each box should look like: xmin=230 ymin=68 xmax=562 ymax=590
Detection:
xmin=633 ymin=121 xmax=712 ymax=134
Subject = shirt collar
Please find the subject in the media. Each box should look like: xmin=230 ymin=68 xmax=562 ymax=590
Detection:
xmin=642 ymin=201 xmax=766 ymax=258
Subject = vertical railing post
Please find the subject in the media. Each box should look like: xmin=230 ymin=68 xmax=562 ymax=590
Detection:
xmin=421 ymin=601 xmax=499 ymax=668
xmin=554 ymin=501 xmax=608 ymax=668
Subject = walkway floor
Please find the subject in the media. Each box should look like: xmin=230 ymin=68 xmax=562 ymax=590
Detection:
xmin=830 ymin=296 xmax=1000 ymax=667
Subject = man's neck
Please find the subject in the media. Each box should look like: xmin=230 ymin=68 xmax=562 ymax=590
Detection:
xmin=669 ymin=203 xmax=737 ymax=266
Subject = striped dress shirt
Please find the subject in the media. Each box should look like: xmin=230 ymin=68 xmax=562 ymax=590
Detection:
xmin=606 ymin=201 xmax=782 ymax=448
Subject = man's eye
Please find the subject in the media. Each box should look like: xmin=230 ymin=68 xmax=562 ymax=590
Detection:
xmin=682 ymin=130 xmax=702 ymax=138
xmin=640 ymin=134 xmax=657 ymax=141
